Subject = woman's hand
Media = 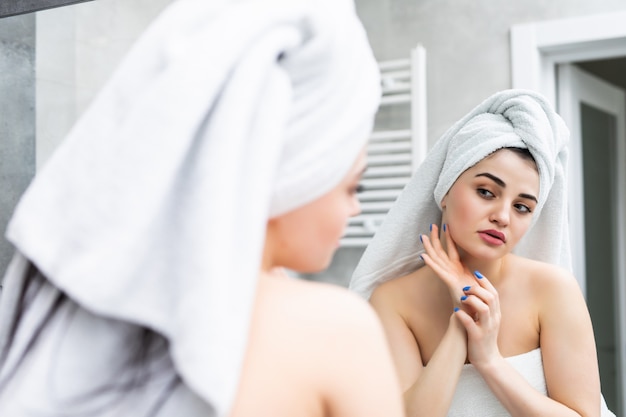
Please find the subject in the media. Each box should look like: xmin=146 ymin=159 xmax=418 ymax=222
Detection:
xmin=454 ymin=272 xmax=502 ymax=369
xmin=420 ymin=224 xmax=476 ymax=304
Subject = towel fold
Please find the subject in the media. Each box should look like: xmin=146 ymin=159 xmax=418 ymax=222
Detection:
xmin=4 ymin=0 xmax=380 ymax=414
xmin=350 ymin=89 xmax=569 ymax=299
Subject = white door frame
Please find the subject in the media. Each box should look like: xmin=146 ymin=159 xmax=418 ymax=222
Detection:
xmin=511 ymin=11 xmax=626 ymax=106
xmin=511 ymin=11 xmax=626 ymax=412
xmin=557 ymin=64 xmax=626 ymax=294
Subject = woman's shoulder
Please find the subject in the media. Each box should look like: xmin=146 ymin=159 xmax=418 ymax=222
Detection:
xmin=236 ymin=277 xmax=401 ymax=417
xmin=267 ymin=277 xmax=385 ymax=341
xmin=256 ymin=277 xmax=400 ymax=399
xmin=507 ymin=254 xmax=579 ymax=294
xmin=370 ymin=267 xmax=431 ymax=303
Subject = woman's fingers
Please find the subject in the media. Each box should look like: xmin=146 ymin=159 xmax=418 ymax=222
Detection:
xmin=463 ymin=272 xmax=500 ymax=312
xmin=420 ymin=224 xmax=456 ymax=270
xmin=454 ymin=307 xmax=477 ymax=331
xmin=420 ymin=230 xmax=445 ymax=266
xmin=458 ymin=272 xmax=501 ymax=330
xmin=442 ymin=224 xmax=461 ymax=264
xmin=420 ymin=223 xmax=461 ymax=269
xmin=455 ymin=272 xmax=502 ymax=366
xmin=420 ymin=224 xmax=478 ymax=300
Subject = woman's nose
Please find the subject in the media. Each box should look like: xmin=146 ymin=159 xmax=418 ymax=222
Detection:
xmin=348 ymin=195 xmax=362 ymax=218
xmin=489 ymin=203 xmax=509 ymax=226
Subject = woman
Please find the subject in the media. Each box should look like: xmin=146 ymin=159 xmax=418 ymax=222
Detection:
xmin=0 ymin=0 xmax=404 ymax=416
xmin=350 ymin=90 xmax=615 ymax=416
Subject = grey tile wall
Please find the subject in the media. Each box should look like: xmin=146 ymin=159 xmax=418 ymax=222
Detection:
xmin=0 ymin=14 xmax=36 ymax=280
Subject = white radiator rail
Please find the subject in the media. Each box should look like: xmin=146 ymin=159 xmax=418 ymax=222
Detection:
xmin=341 ymin=44 xmax=427 ymax=248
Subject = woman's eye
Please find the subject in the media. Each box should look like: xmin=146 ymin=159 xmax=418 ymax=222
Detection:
xmin=515 ymin=203 xmax=532 ymax=214
xmin=348 ymin=184 xmax=364 ymax=196
xmin=477 ymin=188 xmax=494 ymax=198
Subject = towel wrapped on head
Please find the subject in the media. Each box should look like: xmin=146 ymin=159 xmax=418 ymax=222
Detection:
xmin=1 ymin=0 xmax=380 ymax=415
xmin=350 ymin=89 xmax=570 ymax=300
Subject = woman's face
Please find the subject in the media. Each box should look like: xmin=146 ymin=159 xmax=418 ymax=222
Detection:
xmin=266 ymin=147 xmax=367 ymax=273
xmin=440 ymin=149 xmax=540 ymax=261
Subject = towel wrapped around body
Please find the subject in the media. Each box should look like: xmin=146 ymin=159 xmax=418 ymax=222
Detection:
xmin=448 ymin=348 xmax=615 ymax=417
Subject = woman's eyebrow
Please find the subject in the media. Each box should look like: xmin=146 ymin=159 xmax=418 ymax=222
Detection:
xmin=476 ymin=172 xmax=538 ymax=202
xmin=519 ymin=193 xmax=538 ymax=203
xmin=475 ymin=172 xmax=505 ymax=187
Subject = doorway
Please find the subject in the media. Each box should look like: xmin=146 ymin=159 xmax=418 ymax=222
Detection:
xmin=558 ymin=63 xmax=625 ymax=414
xmin=511 ymin=12 xmax=626 ymax=416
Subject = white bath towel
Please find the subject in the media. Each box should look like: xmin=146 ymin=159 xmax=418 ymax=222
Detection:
xmin=2 ymin=0 xmax=380 ymax=415
xmin=350 ymin=89 xmax=569 ymax=299
xmin=448 ymin=348 xmax=616 ymax=417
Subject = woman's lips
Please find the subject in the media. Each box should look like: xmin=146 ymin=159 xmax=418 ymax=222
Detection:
xmin=478 ymin=229 xmax=506 ymax=245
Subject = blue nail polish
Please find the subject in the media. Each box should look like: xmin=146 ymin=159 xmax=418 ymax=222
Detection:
xmin=419 ymin=254 xmax=424 ymax=261
xmin=443 ymin=223 xmax=447 ymax=232
xmin=462 ymin=286 xmax=471 ymax=291
xmin=454 ymin=307 xmax=460 ymax=312
xmin=474 ymin=271 xmax=484 ymax=279
xmin=461 ymin=295 xmax=468 ymax=301
xmin=429 ymin=223 xmax=433 ymax=232
xmin=420 ymin=234 xmax=423 ymax=243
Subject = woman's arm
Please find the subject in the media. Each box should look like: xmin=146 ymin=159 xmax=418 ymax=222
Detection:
xmin=457 ymin=268 xmax=600 ymax=417
xmin=539 ymin=267 xmax=601 ymax=416
xmin=370 ymin=285 xmax=467 ymax=417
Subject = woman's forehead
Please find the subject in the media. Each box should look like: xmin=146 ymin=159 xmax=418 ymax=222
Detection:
xmin=462 ymin=150 xmax=540 ymax=187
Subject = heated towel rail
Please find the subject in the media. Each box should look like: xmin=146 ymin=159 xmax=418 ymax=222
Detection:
xmin=340 ymin=44 xmax=427 ymax=247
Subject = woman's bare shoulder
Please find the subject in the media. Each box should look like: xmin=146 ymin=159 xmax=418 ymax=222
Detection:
xmin=254 ymin=277 xmax=402 ymax=411
xmin=370 ymin=268 xmax=428 ymax=302
xmin=236 ymin=277 xmax=402 ymax=417
xmin=248 ymin=276 xmax=388 ymax=379
xmin=508 ymin=254 xmax=579 ymax=294
xmin=274 ymin=278 xmax=382 ymax=331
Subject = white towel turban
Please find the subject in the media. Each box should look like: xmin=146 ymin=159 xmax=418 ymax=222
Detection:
xmin=350 ymin=89 xmax=570 ymax=299
xmin=5 ymin=0 xmax=380 ymax=414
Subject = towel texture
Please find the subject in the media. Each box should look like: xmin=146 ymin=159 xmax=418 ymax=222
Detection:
xmin=448 ymin=348 xmax=615 ymax=417
xmin=350 ymin=89 xmax=569 ymax=299
xmin=2 ymin=0 xmax=380 ymax=415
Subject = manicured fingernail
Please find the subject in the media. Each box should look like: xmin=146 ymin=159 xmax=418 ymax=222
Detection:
xmin=454 ymin=307 xmax=460 ymax=312
xmin=420 ymin=234 xmax=423 ymax=243
xmin=462 ymin=286 xmax=471 ymax=291
xmin=474 ymin=271 xmax=484 ymax=279
xmin=460 ymin=295 xmax=468 ymax=301
xmin=430 ymin=223 xmax=433 ymax=232
xmin=443 ymin=223 xmax=447 ymax=232
xmin=419 ymin=254 xmax=424 ymax=260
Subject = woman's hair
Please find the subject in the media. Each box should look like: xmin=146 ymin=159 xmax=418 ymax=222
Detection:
xmin=0 ymin=264 xmax=179 ymax=417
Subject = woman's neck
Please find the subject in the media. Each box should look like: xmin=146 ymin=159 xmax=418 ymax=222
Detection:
xmin=459 ymin=255 xmax=508 ymax=285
